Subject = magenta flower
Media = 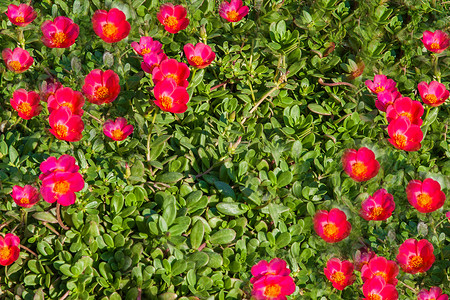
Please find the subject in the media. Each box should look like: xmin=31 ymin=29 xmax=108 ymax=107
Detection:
xmin=361 ymin=256 xmax=399 ymax=286
xmin=40 ymin=171 xmax=85 ymax=206
xmin=92 ymin=8 xmax=130 ymax=43
xmin=40 ymin=79 xmax=63 ymax=102
xmin=360 ymin=189 xmax=395 ymax=221
xmin=183 ymin=43 xmax=216 ymax=69
xmin=250 ymin=258 xmax=291 ymax=284
xmin=153 ymin=78 xmax=190 ymax=113
xmin=386 ymin=97 xmax=424 ymax=126
xmin=39 ymin=154 xmax=80 ymax=181
xmin=251 ymin=275 xmax=296 ymax=300
xmin=157 ymin=3 xmax=189 ymax=34
xmin=422 ymin=30 xmax=449 ymax=53
xmin=365 ymin=75 xmax=397 ymax=94
xmin=2 ymin=47 xmax=34 ymax=73
xmin=219 ymin=0 xmax=249 ymax=23
xmin=131 ymin=36 xmax=163 ymax=56
xmin=141 ymin=52 xmax=167 ymax=74
xmin=152 ymin=58 xmax=190 ymax=88
xmin=10 ymin=89 xmax=42 ymax=120
xmin=418 ymin=81 xmax=449 ymax=107
xmin=82 ymin=69 xmax=121 ymax=105
xmin=418 ymin=287 xmax=448 ymax=300
xmin=41 ymin=16 xmax=79 ymax=48
xmin=406 ymin=178 xmax=446 ymax=213
xmin=354 ymin=248 xmax=377 ymax=272
xmin=0 ymin=234 xmax=20 ymax=266
xmin=396 ymin=239 xmax=435 ymax=274
xmin=362 ymin=277 xmax=398 ymax=300
xmin=324 ymin=258 xmax=355 ymax=290
xmin=314 ymin=208 xmax=352 ymax=243
xmin=387 ymin=116 xmax=423 ymax=152
xmin=11 ymin=185 xmax=40 ymax=208
xmin=103 ymin=118 xmax=134 ymax=141
xmin=47 ymin=87 xmax=85 ymax=116
xmin=342 ymin=147 xmax=380 ymax=182
xmin=5 ymin=4 xmax=37 ymax=27
xmin=375 ymin=90 xmax=402 ymax=112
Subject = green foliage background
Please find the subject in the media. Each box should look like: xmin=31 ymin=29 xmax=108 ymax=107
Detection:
xmin=0 ymin=0 xmax=449 ymax=299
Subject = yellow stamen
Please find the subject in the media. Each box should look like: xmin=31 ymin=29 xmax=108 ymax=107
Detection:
xmin=20 ymin=197 xmax=30 ymax=204
xmin=399 ymin=112 xmax=413 ymax=121
xmin=370 ymin=206 xmax=384 ymax=218
xmin=61 ymin=102 xmax=74 ymax=112
xmin=141 ymin=48 xmax=151 ymax=55
xmin=9 ymin=61 xmax=22 ymax=71
xmin=54 ymin=124 xmax=68 ymax=138
xmin=159 ymin=96 xmax=173 ymax=111
xmin=430 ymin=43 xmax=440 ymax=49
xmin=410 ymin=256 xmax=423 ymax=268
xmin=190 ymin=55 xmax=204 ymax=66
xmin=17 ymin=102 xmax=32 ymax=116
xmin=368 ymin=294 xmax=381 ymax=300
xmin=226 ymin=10 xmax=239 ymax=22
xmin=375 ymin=86 xmax=385 ymax=93
xmin=163 ymin=16 xmax=179 ymax=30
xmin=323 ymin=223 xmax=339 ymax=239
xmin=331 ymin=271 xmax=346 ymax=285
xmin=424 ymin=94 xmax=438 ymax=104
xmin=94 ymin=86 xmax=110 ymax=101
xmin=0 ymin=247 xmax=12 ymax=260
xmin=102 ymin=23 xmax=118 ymax=39
xmin=264 ymin=284 xmax=281 ymax=297
xmin=417 ymin=193 xmax=433 ymax=210
xmin=53 ymin=180 xmax=70 ymax=194
xmin=15 ymin=16 xmax=25 ymax=23
xmin=351 ymin=162 xmax=368 ymax=179
xmin=373 ymin=271 xmax=388 ymax=282
xmin=111 ymin=129 xmax=124 ymax=140
xmin=166 ymin=74 xmax=180 ymax=85
xmin=52 ymin=32 xmax=67 ymax=46
xmin=393 ymin=134 xmax=407 ymax=148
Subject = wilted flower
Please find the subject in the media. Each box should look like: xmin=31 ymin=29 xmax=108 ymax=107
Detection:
xmin=375 ymin=90 xmax=402 ymax=112
xmin=157 ymin=3 xmax=189 ymax=34
xmin=5 ymin=4 xmax=37 ymax=27
xmin=82 ymin=69 xmax=121 ymax=105
xmin=396 ymin=239 xmax=435 ymax=274
xmin=219 ymin=0 xmax=249 ymax=23
xmin=361 ymin=256 xmax=399 ymax=285
xmin=365 ymin=75 xmax=397 ymax=94
xmin=48 ymin=107 xmax=84 ymax=142
xmin=141 ymin=52 xmax=167 ymax=74
xmin=406 ymin=178 xmax=446 ymax=213
xmin=40 ymin=79 xmax=63 ymax=102
xmin=386 ymin=97 xmax=424 ymax=126
xmin=153 ymin=78 xmax=190 ymax=113
xmin=10 ymin=89 xmax=42 ymax=120
xmin=314 ymin=208 xmax=352 ymax=243
xmin=41 ymin=16 xmax=79 ymax=48
xmin=184 ymin=43 xmax=216 ymax=69
xmin=387 ymin=117 xmax=423 ymax=151
xmin=92 ymin=8 xmax=130 ymax=43
xmin=152 ymin=58 xmax=190 ymax=88
xmin=422 ymin=30 xmax=449 ymax=53
xmin=362 ymin=277 xmax=398 ymax=300
xmin=418 ymin=287 xmax=449 ymax=300
xmin=417 ymin=81 xmax=449 ymax=107
xmin=342 ymin=147 xmax=380 ymax=182
xmin=0 ymin=234 xmax=20 ymax=266
xmin=360 ymin=189 xmax=395 ymax=221
xmin=131 ymin=36 xmax=163 ymax=56
xmin=2 ymin=47 xmax=33 ymax=73
xmin=324 ymin=258 xmax=355 ymax=290
xmin=103 ymin=118 xmax=134 ymax=141
xmin=48 ymin=87 xmax=84 ymax=116
xmin=11 ymin=185 xmax=40 ymax=208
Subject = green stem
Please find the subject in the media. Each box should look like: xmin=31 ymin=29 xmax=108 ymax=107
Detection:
xmin=146 ymin=108 xmax=159 ymax=161
xmin=424 ymin=106 xmax=431 ymax=121
xmin=432 ymin=54 xmax=441 ymax=82
xmin=190 ymin=68 xmax=197 ymax=85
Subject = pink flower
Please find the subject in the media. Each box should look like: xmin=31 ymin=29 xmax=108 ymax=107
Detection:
xmin=153 ymin=78 xmax=190 ymax=113
xmin=5 ymin=4 xmax=37 ymax=27
xmin=365 ymin=75 xmax=397 ymax=94
xmin=354 ymin=248 xmax=377 ymax=272
xmin=422 ymin=30 xmax=449 ymax=53
xmin=387 ymin=117 xmax=423 ymax=151
xmin=219 ymin=0 xmax=249 ymax=23
xmin=0 ymin=234 xmax=20 ymax=266
xmin=103 ymin=118 xmax=134 ymax=141
xmin=152 ymin=58 xmax=190 ymax=88
xmin=141 ymin=52 xmax=167 ymax=74
xmin=41 ymin=16 xmax=79 ymax=48
xmin=251 ymin=275 xmax=296 ymax=300
xmin=418 ymin=81 xmax=449 ymax=107
xmin=314 ymin=208 xmax=352 ymax=243
xmin=47 ymin=87 xmax=84 ymax=116
xmin=48 ymin=107 xmax=84 ymax=142
xmin=360 ymin=189 xmax=395 ymax=221
xmin=2 ymin=47 xmax=33 ymax=73
xmin=341 ymin=147 xmax=380 ymax=182
xmin=250 ymin=258 xmax=291 ymax=284
xmin=386 ymin=97 xmax=424 ymax=126
xmin=40 ymin=79 xmax=63 ymax=102
xmin=40 ymin=171 xmax=85 ymax=206
xmin=92 ymin=8 xmax=130 ymax=43
xmin=363 ymin=277 xmax=398 ymax=300
xmin=82 ymin=69 xmax=121 ymax=105
xmin=418 ymin=287 xmax=449 ymax=300
xmin=183 ymin=43 xmax=216 ymax=69
xmin=10 ymin=89 xmax=42 ymax=120
xmin=157 ymin=3 xmax=189 ymax=34
xmin=406 ymin=178 xmax=446 ymax=213
xmin=131 ymin=36 xmax=163 ymax=56
xmin=375 ymin=90 xmax=402 ymax=112
xmin=39 ymin=154 xmax=80 ymax=181
xmin=361 ymin=256 xmax=399 ymax=285
xmin=10 ymin=185 xmax=40 ymax=208
xmin=447 ymin=212 xmax=450 ymax=221
xmin=396 ymin=239 xmax=435 ymax=274
xmin=324 ymin=258 xmax=355 ymax=290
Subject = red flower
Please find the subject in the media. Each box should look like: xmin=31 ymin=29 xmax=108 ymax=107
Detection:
xmin=219 ymin=0 xmax=249 ymax=23
xmin=103 ymin=117 xmax=134 ymax=141
xmin=152 ymin=58 xmax=190 ymax=88
xmin=157 ymin=3 xmax=189 ymax=34
xmin=40 ymin=171 xmax=85 ymax=206
xmin=5 ymin=4 xmax=37 ymax=27
xmin=361 ymin=256 xmax=399 ymax=285
xmin=422 ymin=30 xmax=449 ymax=53
xmin=153 ymin=78 xmax=190 ymax=113
xmin=48 ymin=87 xmax=84 ymax=116
xmin=11 ymin=185 xmax=40 ymax=208
xmin=396 ymin=239 xmax=435 ymax=274
xmin=342 ymin=147 xmax=380 ymax=182
xmin=10 ymin=89 xmax=42 ymax=120
xmin=250 ymin=258 xmax=291 ymax=284
xmin=363 ymin=277 xmax=398 ymax=300
xmin=418 ymin=81 xmax=449 ymax=107
xmin=314 ymin=208 xmax=351 ymax=243
xmin=354 ymin=248 xmax=377 ymax=271
xmin=41 ymin=16 xmax=79 ymax=48
xmin=92 ymin=8 xmax=130 ymax=43
xmin=2 ymin=47 xmax=33 ymax=73
xmin=324 ymin=258 xmax=355 ymax=290
xmin=251 ymin=275 xmax=296 ymax=300
xmin=141 ymin=52 xmax=167 ymax=74
xmin=82 ymin=69 xmax=121 ymax=105
xmin=386 ymin=97 xmax=424 ymax=126
xmin=360 ymin=189 xmax=395 ymax=221
xmin=418 ymin=287 xmax=449 ymax=300
xmin=184 ymin=43 xmax=216 ymax=69
xmin=39 ymin=154 xmax=80 ymax=181
xmin=375 ymin=90 xmax=402 ymax=112
xmin=40 ymin=79 xmax=63 ymax=102
xmin=0 ymin=233 xmax=20 ymax=266
xmin=48 ymin=107 xmax=84 ymax=142
xmin=447 ymin=212 xmax=450 ymax=221
xmin=365 ymin=75 xmax=397 ymax=94
xmin=131 ymin=36 xmax=163 ymax=56
xmin=387 ymin=117 xmax=423 ymax=151
xmin=406 ymin=178 xmax=446 ymax=213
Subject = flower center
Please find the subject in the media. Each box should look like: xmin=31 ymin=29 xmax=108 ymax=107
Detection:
xmin=323 ymin=223 xmax=339 ymax=239
xmin=111 ymin=129 xmax=124 ymax=140
xmin=52 ymin=32 xmax=67 ymax=46
xmin=159 ymin=95 xmax=173 ymax=111
xmin=20 ymin=197 xmax=30 ymax=204
xmin=102 ymin=23 xmax=118 ymax=39
xmin=9 ymin=61 xmax=22 ymax=71
xmin=375 ymin=86 xmax=385 ymax=93
xmin=190 ymin=55 xmax=204 ymax=66
xmin=164 ymin=16 xmax=179 ymax=30
xmin=15 ymin=16 xmax=25 ymax=23
xmin=370 ymin=206 xmax=384 ymax=218
xmin=53 ymin=180 xmax=70 ymax=194
xmin=141 ymin=48 xmax=151 ymax=55
xmin=393 ymin=133 xmax=407 ymax=148
xmin=61 ymin=102 xmax=74 ymax=112
xmin=331 ymin=271 xmax=346 ymax=285
xmin=424 ymin=94 xmax=438 ymax=104
xmin=55 ymin=124 xmax=68 ymax=138
xmin=399 ymin=112 xmax=413 ymax=121
xmin=368 ymin=293 xmax=382 ymax=300
xmin=166 ymin=73 xmax=180 ymax=85
xmin=373 ymin=271 xmax=388 ymax=282
xmin=226 ymin=10 xmax=239 ymax=22
xmin=17 ymin=102 xmax=32 ymax=116
xmin=264 ymin=284 xmax=281 ymax=297
xmin=0 ymin=247 xmax=12 ymax=260
xmin=430 ymin=42 xmax=440 ymax=49
xmin=95 ymin=86 xmax=110 ymax=100
xmin=417 ymin=193 xmax=433 ymax=209
xmin=351 ymin=162 xmax=368 ymax=179
xmin=410 ymin=255 xmax=424 ymax=268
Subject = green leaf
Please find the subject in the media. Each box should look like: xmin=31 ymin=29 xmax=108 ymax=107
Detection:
xmin=33 ymin=212 xmax=58 ymax=223
xmin=111 ymin=193 xmax=124 ymax=213
xmin=171 ymin=260 xmax=187 ymax=276
xmin=308 ymin=103 xmax=331 ymax=115
xmin=277 ymin=171 xmax=293 ymax=187
xmin=156 ymin=172 xmax=184 ymax=183
xmin=276 ymin=232 xmax=291 ymax=249
xmin=214 ymin=181 xmax=236 ymax=199
xmin=209 ymin=229 xmax=236 ymax=245
xmin=190 ymin=220 xmax=204 ymax=249
xmin=216 ymin=202 xmax=248 ymax=216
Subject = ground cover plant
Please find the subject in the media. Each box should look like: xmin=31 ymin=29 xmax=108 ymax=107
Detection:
xmin=0 ymin=0 xmax=449 ymax=299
